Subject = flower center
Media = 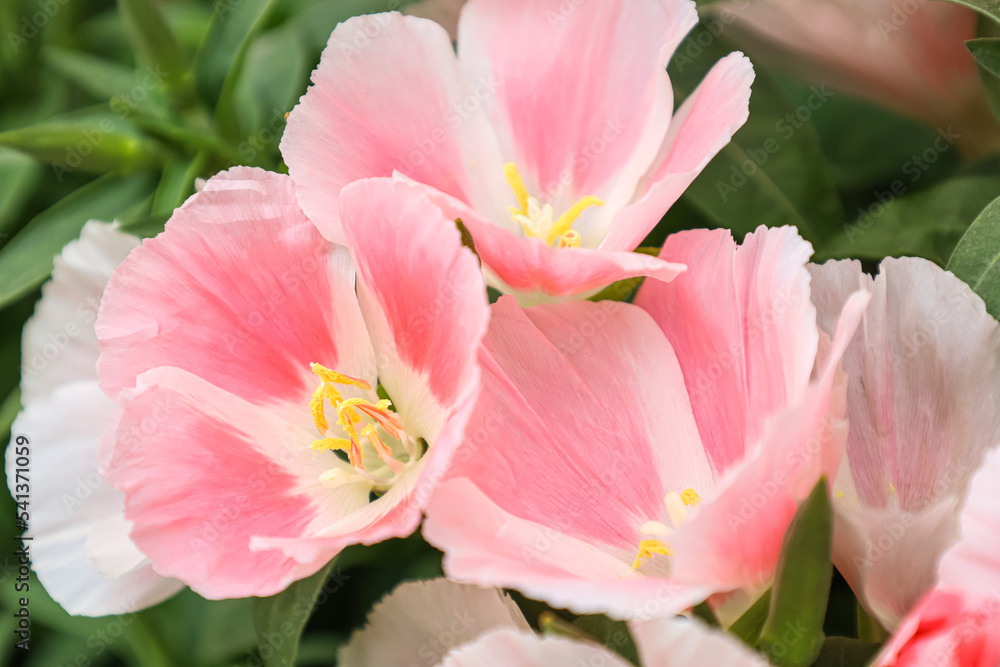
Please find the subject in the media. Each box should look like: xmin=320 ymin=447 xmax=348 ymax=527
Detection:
xmin=308 ymin=363 xmax=414 ymax=489
xmin=504 ymin=162 xmax=603 ymax=248
xmin=632 ymin=488 xmax=702 ymax=569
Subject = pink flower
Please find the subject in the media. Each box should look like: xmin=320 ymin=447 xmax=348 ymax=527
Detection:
xmin=4 ymin=222 xmax=182 ymax=615
xmin=281 ymin=0 xmax=754 ymax=303
xmin=809 ymin=258 xmax=1000 ymax=630
xmin=715 ymin=0 xmax=999 ymax=155
xmin=339 ymin=578 xmax=771 ymax=666
xmin=94 ymin=169 xmax=489 ymax=599
xmin=875 ymin=447 xmax=1000 ymax=666
xmin=423 ymin=226 xmax=868 ymax=618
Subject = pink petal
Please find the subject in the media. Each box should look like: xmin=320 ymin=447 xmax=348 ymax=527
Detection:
xmin=632 ymin=616 xmax=773 ymax=666
xmin=281 ymin=13 xmax=506 ymax=245
xmin=96 ymin=167 xmax=374 ymax=416
xmin=809 ymin=258 xmax=1000 ymax=628
xmin=338 ymin=177 xmax=488 ymax=441
xmin=21 ymin=221 xmax=139 ymax=404
xmin=441 ymin=629 xmax=632 ymax=667
xmin=634 ymin=226 xmax=818 ymax=473
xmin=603 ymin=53 xmax=754 ymax=252
xmin=6 ymin=382 xmax=182 ymax=615
xmin=457 ymin=0 xmax=697 ymax=211
xmin=339 ymin=579 xmax=529 ymax=666
xmin=102 ymin=367 xmax=369 ymax=599
xmin=666 ymin=290 xmax=869 ymax=589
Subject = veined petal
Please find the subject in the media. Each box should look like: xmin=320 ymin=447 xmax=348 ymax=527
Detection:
xmin=441 ymin=629 xmax=632 ymax=667
xmin=21 ymin=221 xmax=138 ymax=404
xmin=809 ymin=257 xmax=1000 ymax=628
xmin=96 ymin=167 xmax=374 ymax=420
xmin=281 ymin=12 xmax=507 ymax=245
xmin=339 ymin=579 xmax=529 ymax=666
xmin=6 ymin=382 xmax=182 ymax=615
xmin=102 ymin=367 xmax=373 ymax=599
xmin=632 ymin=616 xmax=772 ymax=666
xmin=457 ymin=0 xmax=698 ymax=218
xmin=635 ymin=226 xmax=818 ymax=474
xmin=603 ymin=53 xmax=754 ymax=252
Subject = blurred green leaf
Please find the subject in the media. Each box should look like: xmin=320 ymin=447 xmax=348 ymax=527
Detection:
xmin=946 ymin=0 xmax=1000 ymax=23
xmin=152 ymin=153 xmax=205 ymax=215
xmin=968 ymin=38 xmax=1000 ymax=122
xmin=948 ymin=194 xmax=1000 ymax=318
xmin=0 ymin=172 xmax=155 ymax=310
xmin=42 ymin=46 xmax=140 ymax=102
xmin=0 ymin=389 xmax=20 ymax=445
xmin=117 ymin=0 xmax=196 ymax=106
xmin=194 ymin=0 xmax=273 ymax=109
xmin=573 ymin=615 xmax=640 ymax=666
xmin=730 ymin=588 xmax=772 ymax=647
xmin=0 ymin=148 xmax=41 ymax=236
xmin=822 ymin=175 xmax=1000 ymax=264
xmin=671 ymin=23 xmax=844 ymax=245
xmin=0 ymin=119 xmax=169 ymax=175
xmin=758 ymin=479 xmax=832 ymax=667
xmin=253 ymin=559 xmax=337 ymax=667
xmin=811 ymin=637 xmax=883 ymax=667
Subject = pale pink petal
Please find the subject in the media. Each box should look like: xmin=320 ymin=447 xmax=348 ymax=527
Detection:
xmin=338 ymin=579 xmax=529 ymax=667
xmin=97 ymin=167 xmax=374 ymax=418
xmin=634 ymin=226 xmax=818 ymax=473
xmin=666 ymin=291 xmax=868 ymax=589
xmin=338 ymin=177 xmax=488 ymax=442
xmin=632 ymin=616 xmax=772 ymax=666
xmin=102 ymin=367 xmax=372 ymax=599
xmin=6 ymin=382 xmax=182 ymax=615
xmin=457 ymin=0 xmax=698 ymax=217
xmin=458 ymin=208 xmax=685 ymax=301
xmin=441 ymin=629 xmax=631 ymax=667
xmin=21 ymin=221 xmax=138 ymax=404
xmin=603 ymin=53 xmax=754 ymax=252
xmin=809 ymin=257 xmax=1000 ymax=628
xmin=281 ymin=13 xmax=506 ymax=245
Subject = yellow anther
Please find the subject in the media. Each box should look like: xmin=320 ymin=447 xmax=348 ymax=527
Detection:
xmin=504 ymin=162 xmax=530 ymax=214
xmin=311 ymin=363 xmax=372 ymax=392
xmin=680 ymin=489 xmax=701 ymax=507
xmin=312 ymin=437 xmax=353 ymax=453
xmin=836 ymin=491 xmax=845 ymax=499
xmin=633 ymin=539 xmax=673 ymax=569
xmin=310 ymin=384 xmax=330 ymax=433
xmin=889 ymin=482 xmax=897 ymax=494
xmin=548 ymin=196 xmax=604 ymax=243
xmin=557 ymin=230 xmax=581 ymax=249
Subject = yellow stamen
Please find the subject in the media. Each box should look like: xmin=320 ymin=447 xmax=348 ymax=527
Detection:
xmin=633 ymin=539 xmax=673 ymax=569
xmin=548 ymin=196 xmax=604 ymax=243
xmin=311 ymin=363 xmax=372 ymax=392
xmin=312 ymin=437 xmax=353 ymax=453
xmin=680 ymin=488 xmax=701 ymax=507
xmin=310 ymin=384 xmax=329 ymax=433
xmin=557 ymin=230 xmax=581 ymax=249
xmin=504 ymin=162 xmax=530 ymax=214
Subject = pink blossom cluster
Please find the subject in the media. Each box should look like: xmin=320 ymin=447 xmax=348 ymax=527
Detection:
xmin=8 ymin=0 xmax=1000 ymax=665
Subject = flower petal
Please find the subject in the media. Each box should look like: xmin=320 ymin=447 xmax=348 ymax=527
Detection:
xmin=603 ymin=53 xmax=754 ymax=252
xmin=339 ymin=579 xmax=529 ymax=666
xmin=457 ymin=0 xmax=698 ymax=216
xmin=634 ymin=226 xmax=818 ymax=474
xmin=441 ymin=629 xmax=631 ymax=667
xmin=631 ymin=616 xmax=772 ymax=666
xmin=97 ymin=167 xmax=374 ymax=417
xmin=6 ymin=382 xmax=182 ymax=615
xmin=809 ymin=257 xmax=1000 ymax=627
xmin=102 ymin=367 xmax=371 ymax=599
xmin=281 ymin=12 xmax=506 ymax=245
xmin=21 ymin=221 xmax=138 ymax=404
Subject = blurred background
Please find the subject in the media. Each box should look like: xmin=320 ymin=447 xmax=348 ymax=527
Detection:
xmin=2 ymin=0 xmax=999 ymax=664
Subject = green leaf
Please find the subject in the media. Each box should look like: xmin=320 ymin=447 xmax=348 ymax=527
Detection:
xmin=572 ymin=615 xmax=640 ymax=666
xmin=193 ymin=0 xmax=273 ymax=109
xmin=42 ymin=47 xmax=142 ymax=102
xmin=670 ymin=23 xmax=844 ymax=245
xmin=0 ymin=148 xmax=41 ymax=236
xmin=947 ymin=194 xmax=1000 ymax=318
xmin=945 ymin=0 xmax=1000 ymax=24
xmin=758 ymin=479 xmax=833 ymax=667
xmin=822 ymin=175 xmax=1000 ymax=265
xmin=151 ymin=152 xmax=206 ymax=215
xmin=0 ymin=119 xmax=169 ymax=175
xmin=117 ymin=0 xmax=196 ymax=106
xmin=0 ymin=173 xmax=156 ymax=310
xmin=729 ymin=588 xmax=772 ymax=647
xmin=968 ymin=38 xmax=1000 ymax=122
xmin=811 ymin=637 xmax=883 ymax=667
xmin=0 ymin=389 xmax=20 ymax=443
xmin=252 ymin=559 xmax=341 ymax=667
xmin=857 ymin=603 xmax=890 ymax=644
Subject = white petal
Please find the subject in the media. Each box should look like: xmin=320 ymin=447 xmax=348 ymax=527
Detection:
xmin=440 ymin=628 xmax=630 ymax=667
xmin=632 ymin=616 xmax=772 ymax=666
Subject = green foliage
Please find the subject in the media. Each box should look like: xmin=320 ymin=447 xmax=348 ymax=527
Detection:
xmin=948 ymin=194 xmax=1000 ymax=318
